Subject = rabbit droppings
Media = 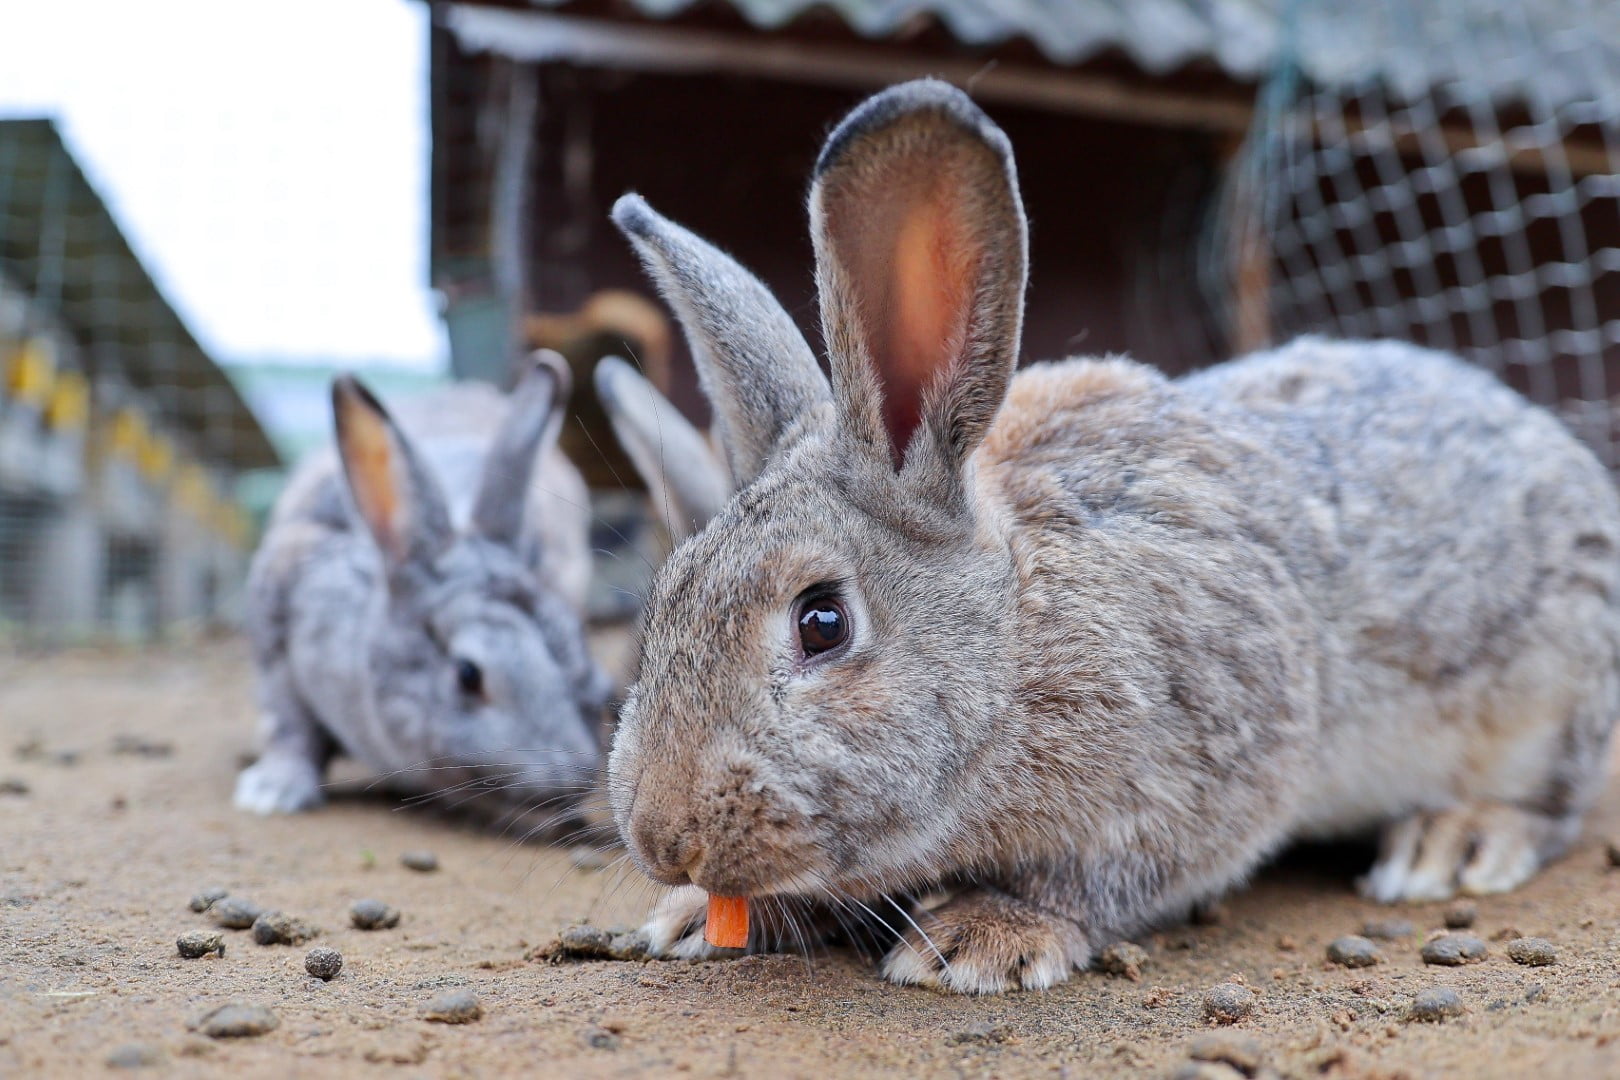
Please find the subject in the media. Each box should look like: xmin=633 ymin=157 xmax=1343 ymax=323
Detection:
xmin=602 ymin=81 xmax=1620 ymax=993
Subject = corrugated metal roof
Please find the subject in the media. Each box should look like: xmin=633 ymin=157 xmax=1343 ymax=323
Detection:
xmin=0 ymin=119 xmax=279 ymax=471
xmin=513 ymin=0 xmax=1620 ymax=109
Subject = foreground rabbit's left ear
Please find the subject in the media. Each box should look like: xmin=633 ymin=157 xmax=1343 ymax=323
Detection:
xmin=809 ymin=79 xmax=1028 ymax=483
xmin=594 ymin=354 xmax=731 ymax=542
xmin=472 ymin=350 xmax=570 ymax=548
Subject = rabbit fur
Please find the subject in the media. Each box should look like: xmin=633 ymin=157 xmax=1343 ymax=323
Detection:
xmin=603 ymin=80 xmax=1620 ymax=993
xmin=234 ymin=353 xmax=610 ymax=821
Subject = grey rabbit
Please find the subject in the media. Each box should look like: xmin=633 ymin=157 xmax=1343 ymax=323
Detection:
xmin=234 ymin=351 xmax=610 ymax=821
xmin=602 ymin=80 xmax=1620 ymax=993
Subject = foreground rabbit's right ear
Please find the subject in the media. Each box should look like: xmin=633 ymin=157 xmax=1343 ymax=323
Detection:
xmin=332 ymin=375 xmax=453 ymax=571
xmin=810 ymin=79 xmax=1028 ymax=484
xmin=610 ymin=194 xmax=831 ymax=488
xmin=595 ymin=354 xmax=730 ymax=542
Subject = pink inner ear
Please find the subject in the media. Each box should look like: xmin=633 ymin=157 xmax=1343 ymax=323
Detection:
xmin=879 ymin=189 xmax=974 ymax=464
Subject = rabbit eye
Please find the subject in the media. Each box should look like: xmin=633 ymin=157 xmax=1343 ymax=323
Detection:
xmin=455 ymin=658 xmax=485 ymax=697
xmin=796 ymin=596 xmax=849 ymax=658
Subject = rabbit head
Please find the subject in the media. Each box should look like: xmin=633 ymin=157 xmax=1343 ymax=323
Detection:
xmin=606 ymin=80 xmax=1029 ymax=899
xmin=333 ymin=356 xmax=608 ymax=810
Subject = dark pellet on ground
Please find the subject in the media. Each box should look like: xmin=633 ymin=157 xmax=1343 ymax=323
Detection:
xmin=189 ymin=886 xmax=229 ymax=913
xmin=550 ymin=924 xmax=614 ymax=960
xmin=211 ymin=897 xmax=262 ymax=930
xmin=1099 ymin=941 xmax=1150 ymax=981
xmin=251 ymin=911 xmax=319 ymax=946
xmin=350 ymin=898 xmax=401 ymax=930
xmin=190 ymin=1003 xmax=280 ymax=1038
xmin=111 ymin=734 xmax=174 ymax=758
xmin=1187 ymin=1031 xmax=1264 ymax=1072
xmin=1606 ymin=841 xmax=1620 ymax=869
xmin=400 ymin=850 xmax=439 ymax=873
xmin=1421 ymin=933 xmax=1487 ymax=966
xmin=1361 ymin=919 xmax=1413 ymax=940
xmin=1442 ymin=901 xmax=1477 ymax=929
xmin=1406 ymin=987 xmax=1464 ymax=1022
xmin=608 ymin=930 xmax=651 ymax=961
xmin=1190 ymin=900 xmax=1228 ymax=926
xmin=1202 ymin=983 xmax=1256 ymax=1024
xmin=305 ymin=946 xmax=343 ymax=980
xmin=104 ymin=1042 xmax=163 ymax=1069
xmin=1505 ymin=937 xmax=1558 ymax=966
xmin=176 ymin=931 xmax=226 ymax=959
xmin=1327 ymin=935 xmax=1381 ymax=968
xmin=584 ymin=1026 xmax=622 ymax=1050
xmin=421 ymin=989 xmax=482 ymax=1024
xmin=0 ymin=778 xmax=28 ymax=795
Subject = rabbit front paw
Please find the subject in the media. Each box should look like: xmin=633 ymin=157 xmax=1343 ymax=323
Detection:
xmin=641 ymin=885 xmax=726 ymax=960
xmin=881 ymin=887 xmax=1090 ymax=994
xmin=1358 ymin=802 xmax=1573 ymax=902
xmin=233 ymin=753 xmax=326 ymax=815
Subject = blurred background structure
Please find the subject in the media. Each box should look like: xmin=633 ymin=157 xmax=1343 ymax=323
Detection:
xmin=0 ymin=120 xmax=275 ymax=644
xmin=3 ymin=0 xmax=1619 ymax=645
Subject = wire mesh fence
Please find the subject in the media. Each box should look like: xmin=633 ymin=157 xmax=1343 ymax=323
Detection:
xmin=0 ymin=119 xmax=270 ymax=646
xmin=1208 ymin=0 xmax=1620 ymax=465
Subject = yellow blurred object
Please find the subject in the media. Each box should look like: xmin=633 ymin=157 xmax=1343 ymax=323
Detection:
xmin=108 ymin=409 xmax=146 ymax=461
xmin=137 ymin=431 xmax=174 ymax=481
xmin=5 ymin=339 xmax=54 ymax=408
xmin=45 ymin=370 xmax=90 ymax=432
xmin=173 ymin=463 xmax=211 ymax=517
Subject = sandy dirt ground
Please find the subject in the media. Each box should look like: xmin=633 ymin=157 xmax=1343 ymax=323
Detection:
xmin=4 ymin=638 xmax=1620 ymax=1079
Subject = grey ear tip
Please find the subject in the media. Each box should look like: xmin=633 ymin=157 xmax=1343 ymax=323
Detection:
xmin=592 ymin=354 xmax=634 ymax=409
xmin=815 ymin=78 xmax=1002 ymax=178
xmin=529 ymin=348 xmax=573 ymax=401
xmin=610 ymin=193 xmax=656 ymax=238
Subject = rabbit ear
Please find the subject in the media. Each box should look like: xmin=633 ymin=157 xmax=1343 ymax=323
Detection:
xmin=611 ymin=194 xmax=831 ymax=487
xmin=810 ymin=80 xmax=1027 ymax=481
xmin=332 ymin=374 xmax=453 ymax=570
xmin=472 ymin=350 xmax=569 ymax=548
xmin=595 ymin=354 xmax=730 ymax=542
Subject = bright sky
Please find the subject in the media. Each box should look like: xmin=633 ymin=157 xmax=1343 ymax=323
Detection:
xmin=0 ymin=0 xmax=444 ymax=370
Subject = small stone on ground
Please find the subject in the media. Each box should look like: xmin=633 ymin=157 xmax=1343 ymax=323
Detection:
xmin=422 ymin=988 xmax=483 ymax=1024
xmin=305 ymin=946 xmax=344 ymax=980
xmin=1099 ymin=941 xmax=1150 ymax=981
xmin=1421 ymin=933 xmax=1487 ymax=966
xmin=1360 ymin=919 xmax=1413 ymax=940
xmin=1407 ymin=987 xmax=1464 ymax=1022
xmin=211 ymin=897 xmax=262 ymax=930
xmin=1203 ymin=983 xmax=1256 ymax=1024
xmin=1505 ymin=937 xmax=1558 ymax=966
xmin=188 ymin=886 xmax=229 ymax=913
xmin=176 ymin=931 xmax=225 ymax=959
xmin=190 ymin=1003 xmax=280 ymax=1038
xmin=1326 ymin=935 xmax=1381 ymax=968
xmin=104 ymin=1042 xmax=163 ymax=1069
xmin=251 ymin=911 xmax=319 ymax=946
xmin=401 ymin=850 xmax=439 ymax=872
xmin=1442 ymin=901 xmax=1477 ymax=929
xmin=350 ymin=898 xmax=401 ymax=930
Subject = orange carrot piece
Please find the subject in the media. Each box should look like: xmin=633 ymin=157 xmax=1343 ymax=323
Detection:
xmin=704 ymin=894 xmax=749 ymax=948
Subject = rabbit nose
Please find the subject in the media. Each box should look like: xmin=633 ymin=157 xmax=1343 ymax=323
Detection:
xmin=629 ymin=806 xmax=704 ymax=886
